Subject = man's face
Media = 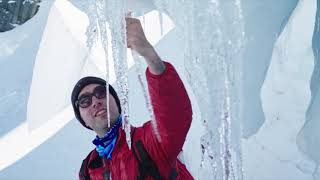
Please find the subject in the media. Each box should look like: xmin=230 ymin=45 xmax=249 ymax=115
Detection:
xmin=78 ymin=84 xmax=120 ymax=132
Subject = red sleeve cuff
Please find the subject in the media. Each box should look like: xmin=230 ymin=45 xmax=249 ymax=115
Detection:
xmin=145 ymin=61 xmax=173 ymax=79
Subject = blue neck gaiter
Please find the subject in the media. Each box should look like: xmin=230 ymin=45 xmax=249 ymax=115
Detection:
xmin=92 ymin=115 xmax=122 ymax=160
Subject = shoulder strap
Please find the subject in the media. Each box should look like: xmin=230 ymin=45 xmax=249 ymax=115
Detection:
xmin=131 ymin=128 xmax=178 ymax=180
xmin=134 ymin=140 xmax=163 ymax=180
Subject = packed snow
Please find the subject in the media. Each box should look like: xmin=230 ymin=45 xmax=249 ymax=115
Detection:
xmin=0 ymin=0 xmax=319 ymax=179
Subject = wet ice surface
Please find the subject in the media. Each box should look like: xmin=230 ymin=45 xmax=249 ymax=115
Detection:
xmin=151 ymin=1 xmax=245 ymax=179
xmin=0 ymin=0 xmax=320 ymax=179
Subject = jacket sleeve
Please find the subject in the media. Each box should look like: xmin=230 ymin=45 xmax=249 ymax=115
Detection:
xmin=145 ymin=61 xmax=193 ymax=163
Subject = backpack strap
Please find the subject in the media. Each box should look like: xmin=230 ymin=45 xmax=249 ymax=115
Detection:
xmin=133 ymin=140 xmax=164 ymax=180
xmin=169 ymin=167 xmax=178 ymax=180
xmin=131 ymin=128 xmax=177 ymax=180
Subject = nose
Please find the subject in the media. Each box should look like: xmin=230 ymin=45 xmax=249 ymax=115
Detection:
xmin=91 ymin=96 xmax=102 ymax=109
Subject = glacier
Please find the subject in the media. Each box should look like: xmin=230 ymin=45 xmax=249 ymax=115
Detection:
xmin=0 ymin=0 xmax=319 ymax=179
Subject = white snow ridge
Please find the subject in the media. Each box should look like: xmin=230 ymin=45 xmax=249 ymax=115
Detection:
xmin=0 ymin=0 xmax=319 ymax=180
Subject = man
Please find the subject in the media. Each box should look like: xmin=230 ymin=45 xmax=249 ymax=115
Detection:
xmin=71 ymin=17 xmax=193 ymax=180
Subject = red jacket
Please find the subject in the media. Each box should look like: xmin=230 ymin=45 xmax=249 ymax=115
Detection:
xmin=80 ymin=62 xmax=193 ymax=180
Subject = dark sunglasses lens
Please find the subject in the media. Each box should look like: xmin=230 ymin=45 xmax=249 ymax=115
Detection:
xmin=94 ymin=86 xmax=106 ymax=99
xmin=77 ymin=86 xmax=106 ymax=108
xmin=78 ymin=95 xmax=91 ymax=108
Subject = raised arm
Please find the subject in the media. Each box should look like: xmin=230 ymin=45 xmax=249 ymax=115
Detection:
xmin=126 ymin=17 xmax=192 ymax=162
xmin=146 ymin=61 xmax=193 ymax=162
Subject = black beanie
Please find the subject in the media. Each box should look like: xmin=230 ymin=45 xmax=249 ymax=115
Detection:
xmin=71 ymin=76 xmax=121 ymax=130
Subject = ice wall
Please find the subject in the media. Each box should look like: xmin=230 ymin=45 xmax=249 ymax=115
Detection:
xmin=241 ymin=0 xmax=299 ymax=138
xmin=0 ymin=0 xmax=319 ymax=179
xmin=0 ymin=0 xmax=41 ymax=32
xmin=0 ymin=0 xmax=53 ymax=136
xmin=243 ymin=0 xmax=317 ymax=179
xmin=297 ymin=0 xmax=320 ymax=177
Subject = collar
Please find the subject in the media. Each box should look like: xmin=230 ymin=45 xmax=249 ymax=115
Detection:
xmin=92 ymin=115 xmax=122 ymax=148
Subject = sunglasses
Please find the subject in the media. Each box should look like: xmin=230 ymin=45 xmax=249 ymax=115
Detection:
xmin=76 ymin=85 xmax=106 ymax=108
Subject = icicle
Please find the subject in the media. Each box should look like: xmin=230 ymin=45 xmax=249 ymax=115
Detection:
xmin=85 ymin=0 xmax=112 ymax=127
xmin=131 ymin=50 xmax=162 ymax=142
xmin=222 ymin=0 xmax=245 ymax=179
xmin=180 ymin=0 xmax=224 ymax=178
xmin=93 ymin=0 xmax=112 ymax=128
xmin=219 ymin=59 xmax=236 ymax=180
xmin=152 ymin=1 xmax=245 ymax=179
xmin=142 ymin=15 xmax=146 ymax=32
xmin=106 ymin=81 xmax=111 ymax=128
xmin=107 ymin=0 xmax=131 ymax=149
xmin=233 ymin=1 xmax=245 ymax=179
xmin=153 ymin=0 xmax=223 ymax=178
xmin=86 ymin=0 xmax=99 ymax=52
xmin=158 ymin=11 xmax=163 ymax=36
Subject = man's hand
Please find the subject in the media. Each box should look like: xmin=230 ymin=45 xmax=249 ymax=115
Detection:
xmin=126 ymin=17 xmax=151 ymax=57
xmin=126 ymin=17 xmax=165 ymax=75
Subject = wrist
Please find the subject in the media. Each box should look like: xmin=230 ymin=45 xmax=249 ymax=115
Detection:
xmin=140 ymin=43 xmax=157 ymax=59
xmin=146 ymin=55 xmax=165 ymax=75
xmin=143 ymin=47 xmax=158 ymax=61
xmin=139 ymin=44 xmax=165 ymax=75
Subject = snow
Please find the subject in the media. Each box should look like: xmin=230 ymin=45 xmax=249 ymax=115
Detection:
xmin=0 ymin=0 xmax=53 ymax=139
xmin=0 ymin=0 xmax=319 ymax=179
xmin=297 ymin=0 xmax=320 ymax=170
xmin=243 ymin=0 xmax=317 ymax=179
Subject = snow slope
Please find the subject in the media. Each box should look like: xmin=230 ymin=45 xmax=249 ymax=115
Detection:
xmin=0 ymin=0 xmax=319 ymax=179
